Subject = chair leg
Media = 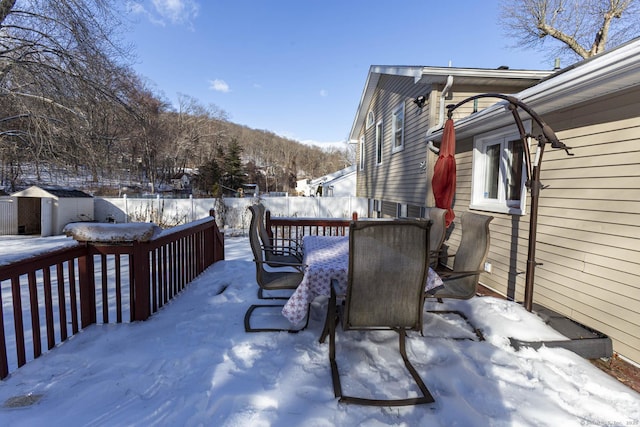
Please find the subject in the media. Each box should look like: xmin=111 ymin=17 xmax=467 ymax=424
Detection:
xmin=328 ymin=325 xmax=435 ymax=405
xmin=244 ymin=304 xmax=310 ymax=333
xmin=320 ymin=288 xmax=339 ymax=344
xmin=397 ymin=329 xmax=435 ymax=404
xmin=426 ymin=309 xmax=485 ymax=341
xmin=328 ymin=294 xmax=343 ymax=399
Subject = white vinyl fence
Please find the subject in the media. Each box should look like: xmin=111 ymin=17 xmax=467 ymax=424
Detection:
xmin=95 ymin=196 xmax=369 ymax=233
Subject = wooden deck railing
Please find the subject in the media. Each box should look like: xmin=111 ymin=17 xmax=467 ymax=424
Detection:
xmin=0 ymin=215 xmax=224 ymax=379
xmin=265 ymin=210 xmax=358 ymax=249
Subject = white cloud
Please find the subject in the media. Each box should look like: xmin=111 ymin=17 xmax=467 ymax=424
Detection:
xmin=129 ymin=0 xmax=199 ymax=26
xmin=209 ymin=79 xmax=230 ymax=93
xmin=128 ymin=2 xmax=146 ymax=14
xmin=152 ymin=0 xmax=199 ymax=24
xmin=319 ymin=89 xmax=328 ymax=97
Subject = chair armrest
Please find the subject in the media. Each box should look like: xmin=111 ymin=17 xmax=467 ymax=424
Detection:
xmin=262 ymin=244 xmax=303 ymax=258
xmin=254 ymin=259 xmax=306 ymax=272
xmin=269 ymin=237 xmax=303 ymax=250
xmin=439 ymin=269 xmax=485 ymax=280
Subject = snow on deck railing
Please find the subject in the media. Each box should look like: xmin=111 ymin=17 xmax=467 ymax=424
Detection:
xmin=0 ymin=212 xmax=224 ymax=379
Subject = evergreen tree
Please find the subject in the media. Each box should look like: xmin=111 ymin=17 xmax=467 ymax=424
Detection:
xmin=195 ymin=157 xmax=222 ymax=196
xmin=222 ymin=138 xmax=245 ymax=196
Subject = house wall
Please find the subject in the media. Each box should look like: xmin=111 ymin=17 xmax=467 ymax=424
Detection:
xmin=450 ymin=85 xmax=640 ymax=365
xmin=355 ymin=76 xmax=538 ymax=213
xmin=356 ymin=75 xmax=432 ymax=206
xmin=322 ymin=173 xmax=356 ymax=197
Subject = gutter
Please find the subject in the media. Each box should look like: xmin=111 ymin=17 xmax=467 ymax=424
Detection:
xmin=425 ymin=75 xmax=453 ymax=154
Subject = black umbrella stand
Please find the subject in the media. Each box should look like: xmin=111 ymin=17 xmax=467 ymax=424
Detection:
xmin=444 ymin=94 xmax=573 ymax=312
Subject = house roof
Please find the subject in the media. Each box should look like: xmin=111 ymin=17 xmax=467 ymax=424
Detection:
xmin=310 ymin=165 xmax=357 ymax=186
xmin=11 ymin=185 xmax=93 ymax=199
xmin=349 ymin=65 xmax=552 ymax=142
xmin=309 ymin=165 xmax=356 ymax=185
xmin=428 ymin=36 xmax=640 ymax=140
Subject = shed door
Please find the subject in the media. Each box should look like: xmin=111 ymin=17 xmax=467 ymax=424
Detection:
xmin=41 ymin=197 xmax=53 ymax=237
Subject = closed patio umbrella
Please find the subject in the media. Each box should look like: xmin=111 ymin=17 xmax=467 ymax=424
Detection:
xmin=432 ymin=118 xmax=456 ymax=227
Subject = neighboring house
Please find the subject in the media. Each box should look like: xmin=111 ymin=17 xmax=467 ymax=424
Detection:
xmin=170 ymin=173 xmax=191 ymax=191
xmin=349 ymin=38 xmax=640 ymax=365
xmin=7 ymin=186 xmax=94 ymax=236
xmin=297 ymin=165 xmax=357 ymax=197
xmin=295 ymin=178 xmax=312 ymax=196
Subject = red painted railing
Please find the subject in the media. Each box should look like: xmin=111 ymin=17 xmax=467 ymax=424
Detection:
xmin=0 ymin=215 xmax=224 ymax=379
xmin=265 ymin=210 xmax=357 ymax=249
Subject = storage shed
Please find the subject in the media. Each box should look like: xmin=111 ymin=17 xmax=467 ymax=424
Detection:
xmin=10 ymin=186 xmax=94 ymax=237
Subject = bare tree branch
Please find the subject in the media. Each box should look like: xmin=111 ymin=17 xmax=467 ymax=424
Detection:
xmin=500 ymin=0 xmax=640 ymax=62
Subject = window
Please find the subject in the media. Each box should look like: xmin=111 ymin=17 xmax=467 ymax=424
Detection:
xmin=366 ymin=111 xmax=375 ymax=129
xmin=359 ymin=135 xmax=365 ymax=170
xmin=375 ymin=120 xmax=383 ymax=165
xmin=391 ymin=102 xmax=405 ymax=153
xmin=471 ymin=122 xmax=530 ymax=214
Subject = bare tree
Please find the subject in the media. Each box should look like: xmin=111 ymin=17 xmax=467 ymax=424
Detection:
xmin=0 ymin=0 xmax=136 ymax=187
xmin=500 ymin=0 xmax=640 ymax=62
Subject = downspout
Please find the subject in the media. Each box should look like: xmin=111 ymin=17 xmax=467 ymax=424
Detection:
xmin=425 ymin=75 xmax=454 ymax=153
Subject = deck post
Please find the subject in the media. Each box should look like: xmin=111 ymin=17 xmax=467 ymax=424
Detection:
xmin=132 ymin=241 xmax=151 ymax=321
xmin=78 ymin=246 xmax=96 ymax=327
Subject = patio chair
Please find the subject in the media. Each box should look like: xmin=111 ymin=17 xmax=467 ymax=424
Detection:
xmin=245 ymin=205 xmax=308 ymax=332
xmin=254 ymin=203 xmax=303 ymax=269
xmin=322 ymin=219 xmax=435 ymax=406
xmin=425 ymin=211 xmax=494 ymax=341
xmin=424 ymin=207 xmax=447 ymax=264
xmin=251 ymin=204 xmax=303 ymax=300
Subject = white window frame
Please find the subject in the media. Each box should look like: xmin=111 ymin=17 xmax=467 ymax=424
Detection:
xmin=375 ymin=120 xmax=383 ymax=165
xmin=470 ymin=121 xmax=531 ymax=215
xmin=366 ymin=110 xmax=375 ymax=129
xmin=359 ymin=135 xmax=365 ymax=170
xmin=391 ymin=102 xmax=405 ymax=153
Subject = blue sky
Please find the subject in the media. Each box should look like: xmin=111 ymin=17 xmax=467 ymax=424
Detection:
xmin=125 ymin=0 xmax=552 ymax=147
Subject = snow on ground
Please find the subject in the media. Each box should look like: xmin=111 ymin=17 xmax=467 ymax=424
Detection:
xmin=0 ymin=235 xmax=638 ymax=426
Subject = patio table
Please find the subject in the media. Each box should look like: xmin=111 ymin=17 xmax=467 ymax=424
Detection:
xmin=281 ymin=235 xmax=444 ymax=325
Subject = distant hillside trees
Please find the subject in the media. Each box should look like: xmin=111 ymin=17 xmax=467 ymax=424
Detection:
xmin=0 ymin=0 xmax=351 ymax=194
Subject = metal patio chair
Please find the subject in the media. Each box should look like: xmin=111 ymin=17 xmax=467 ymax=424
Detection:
xmin=244 ymin=204 xmax=308 ymax=332
xmin=322 ymin=219 xmax=435 ymax=406
xmin=254 ymin=203 xmax=303 ymax=267
xmin=252 ymin=203 xmax=303 ymax=300
xmin=425 ymin=211 xmax=494 ymax=341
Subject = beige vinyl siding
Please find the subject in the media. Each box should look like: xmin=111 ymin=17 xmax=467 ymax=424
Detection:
xmin=354 ymin=78 xmax=531 ymax=207
xmin=449 ymin=87 xmax=640 ymax=364
xmin=356 ymin=74 xmax=432 ymax=206
xmin=445 ymin=85 xmax=520 ymax=121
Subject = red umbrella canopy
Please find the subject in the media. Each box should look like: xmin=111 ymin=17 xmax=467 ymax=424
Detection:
xmin=432 ymin=118 xmax=457 ymax=227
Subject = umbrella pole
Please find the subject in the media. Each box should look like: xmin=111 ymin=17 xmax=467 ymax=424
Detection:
xmin=445 ymin=94 xmax=572 ymax=312
xmin=524 ymin=142 xmax=545 ymax=312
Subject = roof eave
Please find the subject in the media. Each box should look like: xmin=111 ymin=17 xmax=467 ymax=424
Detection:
xmin=433 ymin=38 xmax=640 ymax=141
xmin=348 ymin=66 xmax=552 ymax=142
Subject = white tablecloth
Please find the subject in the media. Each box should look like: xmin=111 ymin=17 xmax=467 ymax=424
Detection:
xmin=281 ymin=235 xmax=444 ymax=325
